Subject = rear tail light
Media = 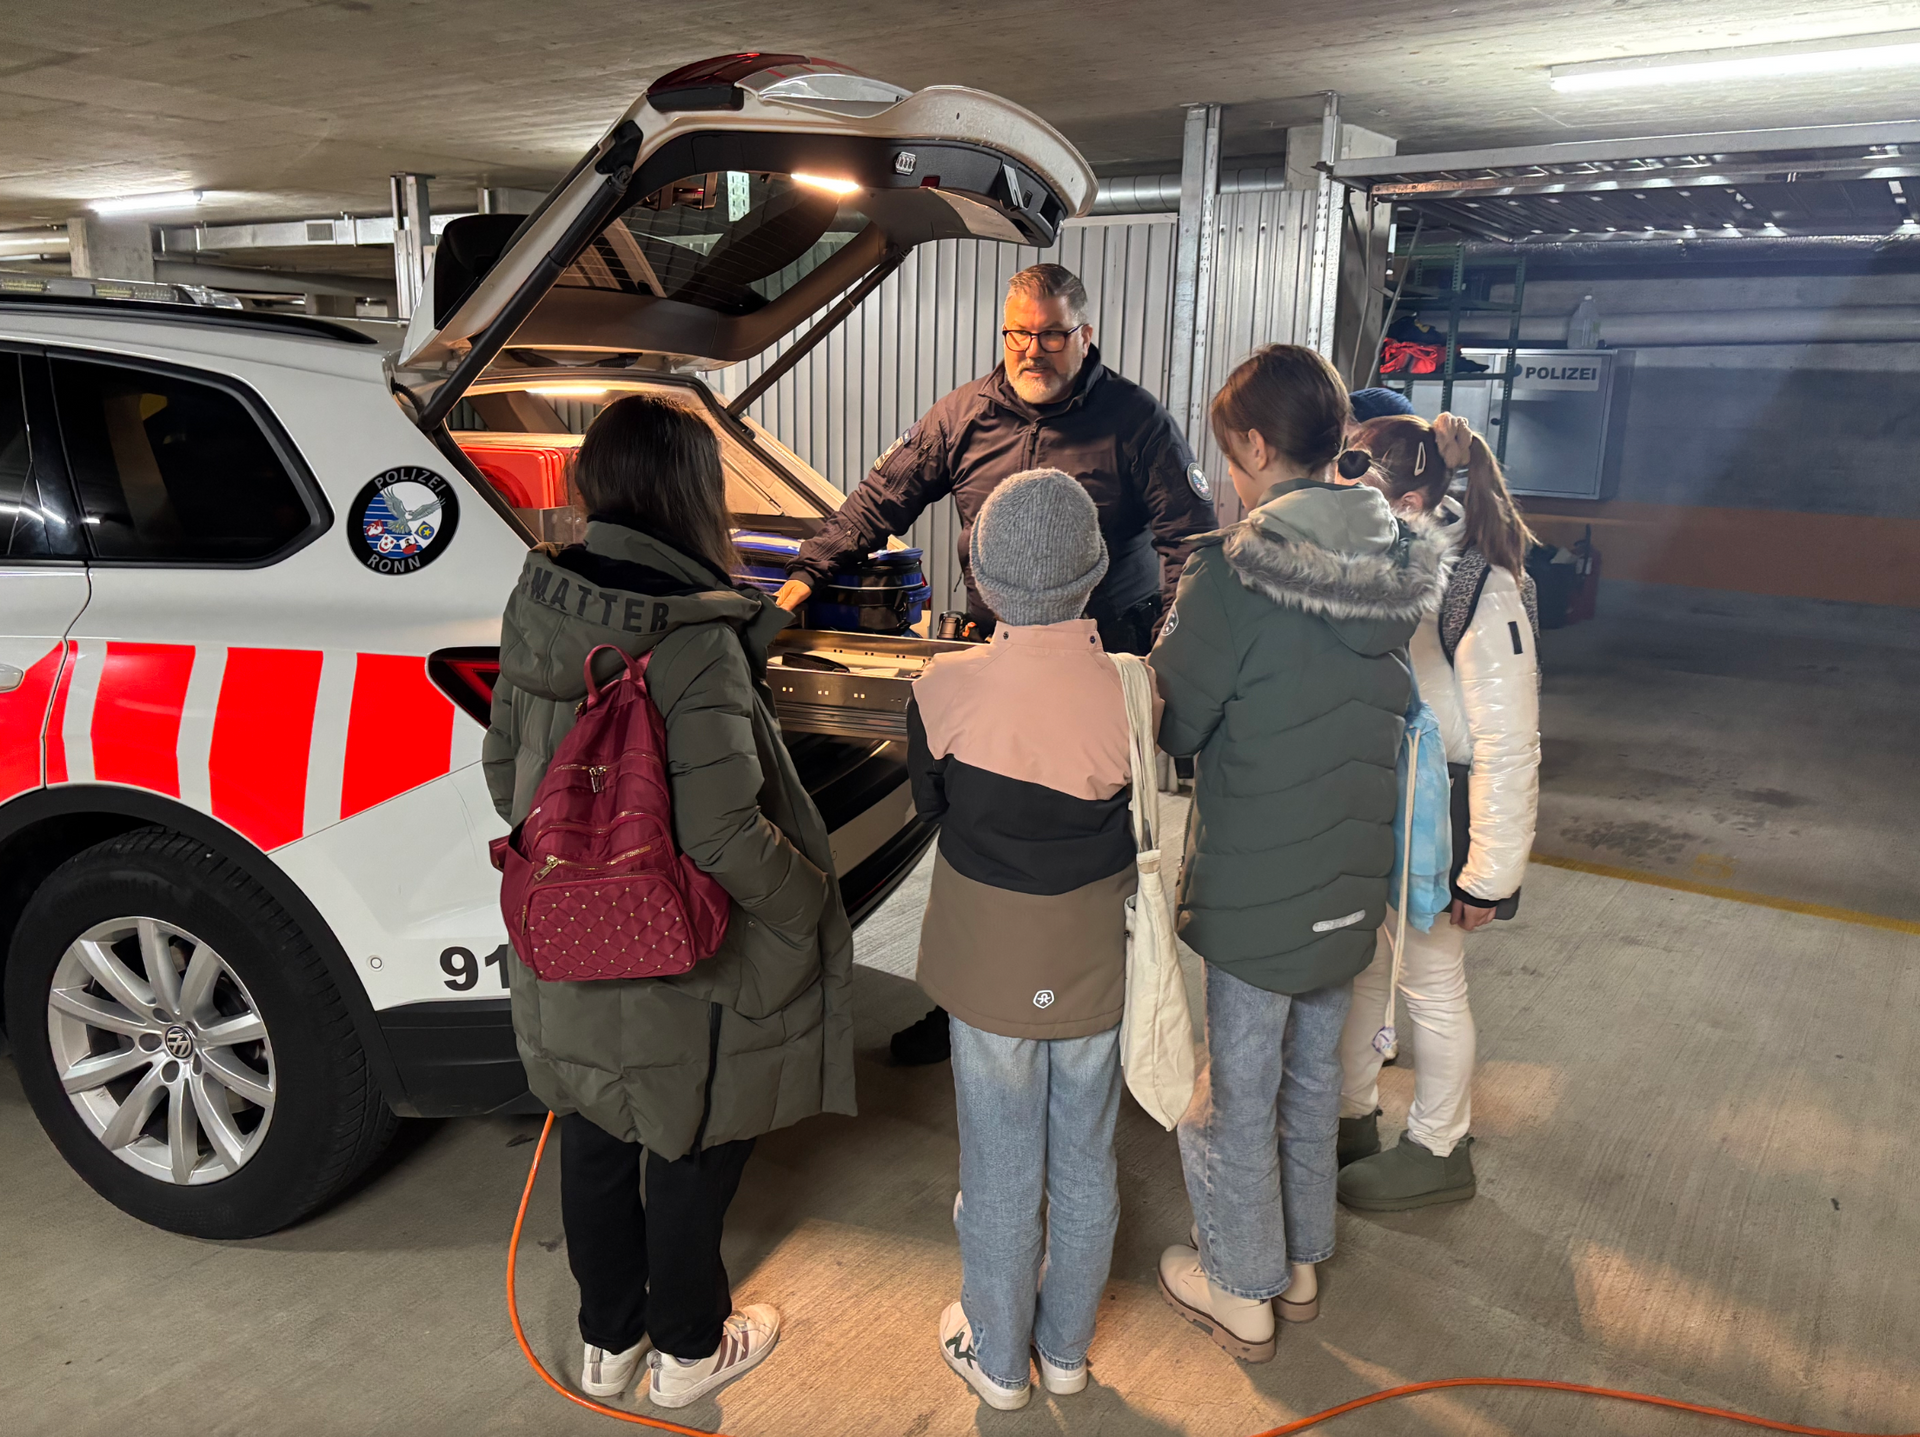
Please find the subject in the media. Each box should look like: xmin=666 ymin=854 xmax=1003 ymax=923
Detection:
xmin=429 ymin=647 xmax=500 ymax=726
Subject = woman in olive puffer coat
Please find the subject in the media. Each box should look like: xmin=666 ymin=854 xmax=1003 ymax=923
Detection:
xmin=483 ymin=395 xmax=852 ymax=1411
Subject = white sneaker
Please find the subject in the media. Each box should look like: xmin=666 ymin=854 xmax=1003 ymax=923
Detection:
xmin=580 ymin=1337 xmax=650 ymax=1398
xmin=1032 ymin=1347 xmax=1087 ymax=1395
xmin=645 ymin=1306 xmax=780 ymax=1409
xmin=938 ymin=1302 xmax=1030 ymax=1410
xmin=1157 ymin=1244 xmax=1276 ymax=1363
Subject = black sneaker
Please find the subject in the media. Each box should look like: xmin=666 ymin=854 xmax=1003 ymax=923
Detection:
xmin=890 ymin=1006 xmax=951 ymax=1065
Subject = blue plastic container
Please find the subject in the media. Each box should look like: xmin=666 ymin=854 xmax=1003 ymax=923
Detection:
xmin=733 ymin=532 xmax=930 ymax=636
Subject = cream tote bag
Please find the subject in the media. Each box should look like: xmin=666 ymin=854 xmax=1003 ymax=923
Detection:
xmin=1110 ymin=653 xmax=1196 ymax=1130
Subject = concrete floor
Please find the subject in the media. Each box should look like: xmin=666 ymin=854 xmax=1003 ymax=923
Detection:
xmin=1534 ymin=581 xmax=1920 ymax=922
xmin=7 ymin=830 xmax=1919 ymax=1436
xmin=8 ymin=596 xmax=1920 ymax=1436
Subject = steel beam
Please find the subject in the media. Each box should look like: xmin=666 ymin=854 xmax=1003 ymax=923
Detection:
xmin=1303 ymin=93 xmax=1342 ymax=358
xmin=1167 ymin=103 xmax=1222 ymax=439
xmin=1330 ymin=118 xmax=1920 ymax=185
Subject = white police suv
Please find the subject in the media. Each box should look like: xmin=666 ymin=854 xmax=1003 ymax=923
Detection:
xmin=0 ymin=54 xmax=1092 ymax=1237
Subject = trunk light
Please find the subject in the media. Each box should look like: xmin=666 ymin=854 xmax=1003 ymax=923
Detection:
xmin=792 ymin=173 xmax=862 ymax=197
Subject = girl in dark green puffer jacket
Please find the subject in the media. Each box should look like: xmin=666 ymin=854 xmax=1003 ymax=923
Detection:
xmin=1149 ymin=345 xmax=1447 ymax=1362
xmin=485 ymin=396 xmax=852 ymax=1410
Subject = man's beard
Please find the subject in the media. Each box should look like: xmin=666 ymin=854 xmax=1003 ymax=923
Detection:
xmin=1010 ymin=365 xmax=1070 ymax=403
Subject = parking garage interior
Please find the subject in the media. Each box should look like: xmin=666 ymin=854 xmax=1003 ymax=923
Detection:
xmin=4 ymin=6 xmax=1919 ymax=1436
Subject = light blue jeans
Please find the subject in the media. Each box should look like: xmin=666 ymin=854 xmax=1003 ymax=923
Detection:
xmin=950 ymin=1016 xmax=1122 ymax=1389
xmin=1177 ymin=963 xmax=1353 ymax=1301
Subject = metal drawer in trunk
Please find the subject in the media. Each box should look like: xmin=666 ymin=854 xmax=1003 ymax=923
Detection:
xmin=768 ymin=630 xmax=972 ymax=741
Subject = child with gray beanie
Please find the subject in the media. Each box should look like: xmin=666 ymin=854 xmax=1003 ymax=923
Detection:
xmin=907 ymin=469 xmax=1148 ymax=1409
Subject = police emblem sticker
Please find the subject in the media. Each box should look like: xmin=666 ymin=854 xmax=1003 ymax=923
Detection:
xmin=349 ymin=467 xmax=459 ymax=574
xmin=1186 ymin=461 xmax=1211 ymax=500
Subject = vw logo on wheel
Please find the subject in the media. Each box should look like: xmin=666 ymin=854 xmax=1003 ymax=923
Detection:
xmin=163 ymin=1024 xmax=195 ymax=1059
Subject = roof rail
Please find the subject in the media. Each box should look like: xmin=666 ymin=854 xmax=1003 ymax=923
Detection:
xmin=0 ymin=282 xmax=379 ymax=344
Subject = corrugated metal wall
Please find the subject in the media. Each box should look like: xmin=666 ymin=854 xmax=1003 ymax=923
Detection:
xmin=714 ymin=194 xmax=1313 ymax=612
xmin=1193 ymin=187 xmax=1318 ymax=525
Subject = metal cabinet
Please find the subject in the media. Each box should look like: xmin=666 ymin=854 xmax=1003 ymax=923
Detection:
xmin=1400 ymin=349 xmax=1617 ymax=500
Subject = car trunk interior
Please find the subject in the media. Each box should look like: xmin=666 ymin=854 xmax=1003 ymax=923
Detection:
xmin=449 ymin=371 xmax=965 ymax=915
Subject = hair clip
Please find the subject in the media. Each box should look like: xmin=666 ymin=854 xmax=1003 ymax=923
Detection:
xmin=1413 ymin=443 xmax=1427 ymax=476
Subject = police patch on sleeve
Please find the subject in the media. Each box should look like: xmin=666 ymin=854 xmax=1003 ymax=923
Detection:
xmin=1186 ymin=462 xmax=1211 ymax=500
xmin=874 ymin=423 xmax=918 ymax=472
xmin=349 ymin=467 xmax=459 ymax=574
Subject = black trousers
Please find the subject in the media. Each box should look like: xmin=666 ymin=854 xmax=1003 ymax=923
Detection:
xmin=558 ymin=1113 xmax=755 ymax=1360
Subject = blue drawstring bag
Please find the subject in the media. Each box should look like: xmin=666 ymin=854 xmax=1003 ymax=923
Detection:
xmin=1376 ymin=677 xmax=1453 ymax=1057
xmin=1391 ymin=696 xmax=1453 ymax=935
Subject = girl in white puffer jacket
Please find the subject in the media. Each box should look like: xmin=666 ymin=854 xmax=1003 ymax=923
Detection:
xmin=1334 ymin=412 xmax=1541 ymax=1211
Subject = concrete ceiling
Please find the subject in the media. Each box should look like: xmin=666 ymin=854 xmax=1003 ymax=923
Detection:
xmin=4 ymin=0 xmax=1920 ymax=231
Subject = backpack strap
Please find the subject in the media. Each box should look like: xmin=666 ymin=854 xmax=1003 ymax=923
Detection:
xmin=580 ymin=644 xmax=648 ymax=709
xmin=1437 ymin=546 xmax=1540 ymax=665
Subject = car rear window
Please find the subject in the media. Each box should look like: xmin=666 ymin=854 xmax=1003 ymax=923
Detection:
xmin=558 ymin=171 xmax=863 ymax=316
xmin=51 ymin=358 xmax=317 ymax=563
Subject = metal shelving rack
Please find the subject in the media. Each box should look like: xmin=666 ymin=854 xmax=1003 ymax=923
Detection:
xmin=1377 ymin=243 xmax=1528 ymax=460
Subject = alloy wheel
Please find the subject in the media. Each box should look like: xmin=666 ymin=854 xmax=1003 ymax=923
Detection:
xmin=45 ymin=917 xmax=276 ymax=1186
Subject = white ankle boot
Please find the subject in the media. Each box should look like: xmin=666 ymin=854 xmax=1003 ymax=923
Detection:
xmin=1157 ymin=1245 xmax=1276 ymax=1362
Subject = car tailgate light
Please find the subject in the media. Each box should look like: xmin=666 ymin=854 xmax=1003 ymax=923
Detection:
xmin=429 ymin=647 xmax=500 ymax=726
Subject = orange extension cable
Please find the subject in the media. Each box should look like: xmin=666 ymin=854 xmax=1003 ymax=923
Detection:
xmin=508 ymin=1112 xmax=1917 ymax=1437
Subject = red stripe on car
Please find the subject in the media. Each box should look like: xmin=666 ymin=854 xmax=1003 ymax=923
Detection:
xmin=339 ymin=653 xmax=455 ymax=820
xmin=210 ymin=648 xmax=325 ymax=850
xmin=44 ymin=641 xmax=74 ymax=784
xmin=92 ymin=642 xmax=196 ymax=796
xmin=0 ymin=643 xmax=65 ymax=801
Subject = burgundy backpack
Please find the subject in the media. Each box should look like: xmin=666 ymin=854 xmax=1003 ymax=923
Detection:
xmin=490 ymin=644 xmax=730 ymax=982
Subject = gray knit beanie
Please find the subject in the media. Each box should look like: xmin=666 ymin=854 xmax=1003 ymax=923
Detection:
xmin=970 ymin=468 xmax=1109 ymax=627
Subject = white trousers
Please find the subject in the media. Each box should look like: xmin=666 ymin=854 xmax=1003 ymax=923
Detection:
xmin=1337 ymin=909 xmax=1475 ymax=1157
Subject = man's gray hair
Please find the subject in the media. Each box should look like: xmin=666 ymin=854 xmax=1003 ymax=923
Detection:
xmin=1006 ymin=263 xmax=1088 ymax=323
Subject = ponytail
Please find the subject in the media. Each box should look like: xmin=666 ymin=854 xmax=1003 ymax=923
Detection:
xmin=1461 ymin=432 xmax=1535 ymax=577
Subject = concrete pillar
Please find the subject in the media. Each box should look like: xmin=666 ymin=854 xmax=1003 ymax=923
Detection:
xmin=304 ymin=293 xmax=360 ymax=318
xmin=390 ymin=172 xmax=434 ymax=321
xmin=67 ymin=217 xmax=154 ymax=281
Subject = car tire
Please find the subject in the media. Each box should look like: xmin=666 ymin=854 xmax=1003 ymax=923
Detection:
xmin=7 ymin=826 xmax=399 ymax=1238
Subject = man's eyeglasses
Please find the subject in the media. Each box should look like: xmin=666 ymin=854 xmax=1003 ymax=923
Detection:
xmin=1002 ymin=326 xmax=1085 ymax=354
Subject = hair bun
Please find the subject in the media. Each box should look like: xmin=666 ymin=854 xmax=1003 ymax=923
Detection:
xmin=1336 ymin=447 xmax=1374 ymax=480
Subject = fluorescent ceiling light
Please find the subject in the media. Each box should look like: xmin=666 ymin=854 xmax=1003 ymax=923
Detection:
xmin=790 ymin=172 xmax=860 ymax=196
xmin=1551 ymin=30 xmax=1920 ymax=92
xmin=90 ymin=189 xmax=205 ymax=215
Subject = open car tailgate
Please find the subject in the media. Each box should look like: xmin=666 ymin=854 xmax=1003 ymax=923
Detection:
xmin=397 ymin=55 xmax=1094 ymax=431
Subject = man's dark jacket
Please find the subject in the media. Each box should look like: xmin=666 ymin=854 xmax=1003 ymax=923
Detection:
xmin=788 ymin=348 xmax=1216 ymax=650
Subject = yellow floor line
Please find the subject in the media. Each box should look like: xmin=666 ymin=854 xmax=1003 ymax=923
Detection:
xmin=1528 ymin=852 xmax=1920 ymax=936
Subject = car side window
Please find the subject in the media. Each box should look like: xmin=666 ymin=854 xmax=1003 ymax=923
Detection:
xmin=0 ymin=352 xmax=61 ymax=560
xmin=50 ymin=357 xmax=315 ymax=563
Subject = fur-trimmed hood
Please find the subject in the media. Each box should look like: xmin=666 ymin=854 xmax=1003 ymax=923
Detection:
xmin=1219 ymin=479 xmax=1451 ymax=655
